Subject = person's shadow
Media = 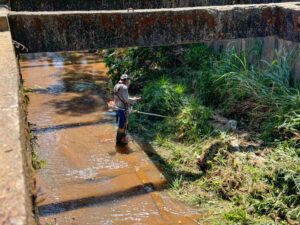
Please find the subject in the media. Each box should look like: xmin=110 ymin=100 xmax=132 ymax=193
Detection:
xmin=115 ymin=145 xmax=133 ymax=154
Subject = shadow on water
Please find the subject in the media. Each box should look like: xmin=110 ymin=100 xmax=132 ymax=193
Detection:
xmin=26 ymin=52 xmax=111 ymax=117
xmin=47 ymin=94 xmax=101 ymax=116
xmin=32 ymin=118 xmax=113 ymax=134
xmin=30 ymin=72 xmax=107 ymax=95
xmin=48 ymin=67 xmax=110 ymax=116
xmin=21 ymin=60 xmax=104 ymax=69
xmin=38 ymin=183 xmax=156 ymax=217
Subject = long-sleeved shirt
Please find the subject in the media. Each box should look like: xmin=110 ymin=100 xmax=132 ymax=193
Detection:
xmin=113 ymin=81 xmax=136 ymax=110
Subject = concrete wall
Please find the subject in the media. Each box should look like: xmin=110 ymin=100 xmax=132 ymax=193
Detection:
xmin=8 ymin=3 xmax=300 ymax=52
xmin=9 ymin=0 xmax=296 ymax=11
xmin=8 ymin=4 xmax=285 ymax=52
xmin=0 ymin=9 xmax=35 ymax=225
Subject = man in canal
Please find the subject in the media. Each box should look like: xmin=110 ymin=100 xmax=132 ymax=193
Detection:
xmin=114 ymin=74 xmax=141 ymax=147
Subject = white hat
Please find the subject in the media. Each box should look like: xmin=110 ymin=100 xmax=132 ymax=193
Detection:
xmin=120 ymin=74 xmax=130 ymax=80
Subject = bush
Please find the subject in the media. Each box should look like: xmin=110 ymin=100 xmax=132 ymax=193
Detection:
xmin=137 ymin=77 xmax=186 ymax=116
xmin=104 ymin=46 xmax=182 ymax=90
xmin=173 ymin=99 xmax=212 ymax=142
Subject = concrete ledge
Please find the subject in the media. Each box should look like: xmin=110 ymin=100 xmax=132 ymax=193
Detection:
xmin=9 ymin=0 xmax=297 ymax=11
xmin=0 ymin=30 xmax=34 ymax=224
xmin=0 ymin=8 xmax=9 ymax=31
xmin=8 ymin=3 xmax=292 ymax=52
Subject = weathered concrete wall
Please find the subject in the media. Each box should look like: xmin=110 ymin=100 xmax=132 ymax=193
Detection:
xmin=8 ymin=4 xmax=287 ymax=52
xmin=9 ymin=0 xmax=295 ymax=11
xmin=0 ymin=9 xmax=35 ymax=225
xmin=0 ymin=8 xmax=9 ymax=31
xmin=276 ymin=5 xmax=300 ymax=42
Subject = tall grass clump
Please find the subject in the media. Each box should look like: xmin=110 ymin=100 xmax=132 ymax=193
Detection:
xmin=213 ymin=49 xmax=300 ymax=141
xmin=138 ymin=77 xmax=186 ymax=116
xmin=173 ymin=99 xmax=213 ymax=142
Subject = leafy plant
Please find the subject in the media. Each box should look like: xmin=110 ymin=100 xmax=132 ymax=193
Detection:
xmin=173 ymin=99 xmax=212 ymax=142
xmin=137 ymin=77 xmax=185 ymax=116
xmin=224 ymin=208 xmax=250 ymax=224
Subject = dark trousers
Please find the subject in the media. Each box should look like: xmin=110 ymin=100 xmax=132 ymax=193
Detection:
xmin=116 ymin=109 xmax=128 ymax=146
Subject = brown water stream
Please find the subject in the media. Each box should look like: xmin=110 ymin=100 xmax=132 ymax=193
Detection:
xmin=20 ymin=52 xmax=200 ymax=225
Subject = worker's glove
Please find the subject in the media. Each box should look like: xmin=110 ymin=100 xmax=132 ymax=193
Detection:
xmin=128 ymin=108 xmax=137 ymax=114
xmin=132 ymin=96 xmax=143 ymax=102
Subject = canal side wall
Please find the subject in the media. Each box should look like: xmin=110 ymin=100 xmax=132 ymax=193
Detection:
xmin=5 ymin=4 xmax=282 ymax=52
xmin=8 ymin=3 xmax=300 ymax=53
xmin=0 ymin=9 xmax=35 ymax=225
xmin=8 ymin=0 xmax=297 ymax=11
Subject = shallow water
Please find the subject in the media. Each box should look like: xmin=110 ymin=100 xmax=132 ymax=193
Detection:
xmin=20 ymin=52 xmax=201 ymax=225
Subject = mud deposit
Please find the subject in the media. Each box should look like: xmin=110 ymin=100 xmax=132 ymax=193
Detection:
xmin=20 ymin=52 xmax=200 ymax=225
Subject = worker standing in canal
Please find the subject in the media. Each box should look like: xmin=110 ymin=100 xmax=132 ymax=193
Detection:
xmin=114 ymin=74 xmax=141 ymax=146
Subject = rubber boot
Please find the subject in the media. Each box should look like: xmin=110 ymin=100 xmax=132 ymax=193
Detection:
xmin=116 ymin=132 xmax=128 ymax=146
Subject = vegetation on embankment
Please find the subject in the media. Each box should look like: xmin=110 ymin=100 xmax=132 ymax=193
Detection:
xmin=104 ymin=44 xmax=300 ymax=224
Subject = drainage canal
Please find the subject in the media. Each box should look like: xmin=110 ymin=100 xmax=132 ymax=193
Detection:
xmin=20 ymin=51 xmax=200 ymax=225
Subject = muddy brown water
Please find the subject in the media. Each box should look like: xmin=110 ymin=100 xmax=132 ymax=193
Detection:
xmin=20 ymin=52 xmax=201 ymax=225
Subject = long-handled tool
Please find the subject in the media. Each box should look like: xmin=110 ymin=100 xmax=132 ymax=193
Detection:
xmin=131 ymin=109 xmax=169 ymax=118
xmin=107 ymin=101 xmax=169 ymax=118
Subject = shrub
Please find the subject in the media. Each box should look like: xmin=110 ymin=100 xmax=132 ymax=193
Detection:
xmin=137 ymin=77 xmax=186 ymax=116
xmin=173 ymin=99 xmax=212 ymax=142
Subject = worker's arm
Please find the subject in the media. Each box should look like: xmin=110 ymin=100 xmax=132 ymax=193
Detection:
xmin=119 ymin=85 xmax=139 ymax=105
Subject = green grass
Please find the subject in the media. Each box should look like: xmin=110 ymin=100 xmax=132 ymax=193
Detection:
xmin=104 ymin=43 xmax=300 ymax=224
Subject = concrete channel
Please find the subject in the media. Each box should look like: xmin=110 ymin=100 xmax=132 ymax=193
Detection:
xmin=1 ymin=1 xmax=300 ymax=224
